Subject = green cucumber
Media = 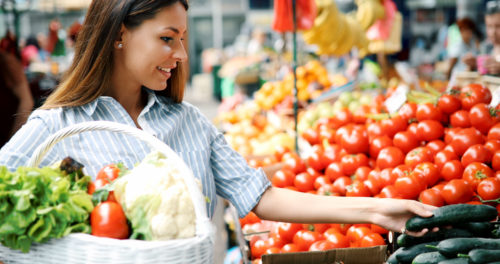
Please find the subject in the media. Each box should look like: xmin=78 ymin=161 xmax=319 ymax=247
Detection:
xmin=406 ymin=204 xmax=497 ymax=232
xmin=396 ymin=242 xmax=439 ymax=264
xmin=398 ymin=228 xmax=473 ymax=247
xmin=388 ymin=247 xmax=403 ymax=264
xmin=437 ymin=238 xmax=500 ymax=258
xmin=412 ymin=252 xmax=448 ymax=264
xmin=468 ymin=249 xmax=500 ymax=264
xmin=437 ymin=258 xmax=469 ymax=264
xmin=454 ymin=222 xmax=494 ymax=237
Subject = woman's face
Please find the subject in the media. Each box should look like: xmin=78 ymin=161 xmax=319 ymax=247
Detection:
xmin=486 ymin=13 xmax=500 ymax=45
xmin=460 ymin=28 xmax=473 ymax=44
xmin=117 ymin=2 xmax=188 ymax=91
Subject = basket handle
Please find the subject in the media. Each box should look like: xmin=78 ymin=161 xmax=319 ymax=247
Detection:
xmin=27 ymin=121 xmax=211 ymax=237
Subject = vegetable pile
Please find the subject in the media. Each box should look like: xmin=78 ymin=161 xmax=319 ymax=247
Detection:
xmin=0 ymin=157 xmax=93 ymax=252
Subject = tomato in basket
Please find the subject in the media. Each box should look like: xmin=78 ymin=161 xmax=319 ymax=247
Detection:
xmin=96 ymin=164 xmax=121 ymax=181
xmin=91 ymin=201 xmax=130 ymax=239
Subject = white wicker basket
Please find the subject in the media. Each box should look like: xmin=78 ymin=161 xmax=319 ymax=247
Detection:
xmin=0 ymin=121 xmax=215 ymax=264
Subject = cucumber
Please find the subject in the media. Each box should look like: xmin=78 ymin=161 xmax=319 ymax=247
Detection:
xmin=388 ymin=247 xmax=403 ymax=264
xmin=406 ymin=204 xmax=497 ymax=232
xmin=437 ymin=258 xmax=469 ymax=264
xmin=396 ymin=242 xmax=439 ymax=264
xmin=412 ymin=252 xmax=448 ymax=264
xmin=468 ymin=249 xmax=500 ymax=264
xmin=454 ymin=222 xmax=494 ymax=237
xmin=437 ymin=238 xmax=500 ymax=258
xmin=398 ymin=228 xmax=473 ymax=247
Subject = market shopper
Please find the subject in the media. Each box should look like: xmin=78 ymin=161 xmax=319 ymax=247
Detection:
xmin=0 ymin=0 xmax=435 ymax=236
xmin=463 ymin=0 xmax=500 ymax=75
xmin=446 ymin=17 xmax=482 ymax=79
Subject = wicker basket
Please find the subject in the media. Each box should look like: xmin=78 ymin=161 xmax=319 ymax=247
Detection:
xmin=0 ymin=121 xmax=215 ymax=264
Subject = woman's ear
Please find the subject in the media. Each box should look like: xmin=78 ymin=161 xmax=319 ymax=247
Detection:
xmin=115 ymin=24 xmax=126 ymax=49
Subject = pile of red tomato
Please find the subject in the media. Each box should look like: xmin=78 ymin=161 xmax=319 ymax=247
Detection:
xmin=242 ymin=83 xmax=500 ymax=263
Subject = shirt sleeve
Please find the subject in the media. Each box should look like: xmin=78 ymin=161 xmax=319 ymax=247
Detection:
xmin=209 ymin=127 xmax=271 ymax=218
xmin=0 ymin=113 xmax=56 ymax=170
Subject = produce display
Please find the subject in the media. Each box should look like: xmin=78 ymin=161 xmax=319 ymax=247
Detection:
xmin=235 ymin=79 xmax=500 ymax=263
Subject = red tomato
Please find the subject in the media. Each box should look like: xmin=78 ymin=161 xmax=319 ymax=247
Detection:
xmin=364 ymin=178 xmax=381 ymax=196
xmin=370 ymin=135 xmax=393 ymax=158
xmin=264 ymin=247 xmax=281 ymax=255
xmin=281 ymin=243 xmax=300 ymax=253
xmin=488 ymin=123 xmax=500 ymax=141
xmin=434 ymin=149 xmax=458 ymax=171
xmin=346 ymin=226 xmax=372 ymax=244
xmin=325 ymin=162 xmax=344 ymax=182
xmin=346 ymin=180 xmax=371 ymax=197
xmin=426 ymin=140 xmax=446 ymax=156
xmin=477 ymin=177 xmax=500 ymax=200
xmin=399 ymin=102 xmax=418 ymax=122
xmin=469 ymin=103 xmax=499 ymax=135
xmin=370 ymin=224 xmax=389 ymax=235
xmin=416 ymin=103 xmax=443 ymax=122
xmin=463 ymin=162 xmax=494 ymax=190
xmin=332 ymin=108 xmax=353 ymax=128
xmin=378 ymin=168 xmax=397 ymax=188
xmin=419 ymin=188 xmax=445 ymax=207
xmin=309 ymin=240 xmax=337 ymax=251
xmin=314 ymin=176 xmax=332 ymax=190
xmin=96 ymin=164 xmax=121 ymax=181
xmin=293 ymin=230 xmax=324 ymax=251
xmin=492 ymin=150 xmax=500 ymax=171
xmin=461 ymin=144 xmax=492 ymax=167
xmin=417 ymin=120 xmax=444 ymax=142
xmin=341 ymin=153 xmax=369 ymax=176
xmin=340 ymin=125 xmax=369 ymax=155
xmin=449 ymin=127 xmax=485 ymax=156
xmin=450 ymin=110 xmax=471 ymax=128
xmin=324 ymin=228 xmax=349 ymax=248
xmin=440 ymin=160 xmax=464 ymax=181
xmin=90 ymin=201 xmax=129 ymax=239
xmin=88 ymin=178 xmax=116 ymax=202
xmin=405 ymin=147 xmax=433 ymax=168
xmin=376 ymin=147 xmax=405 ymax=169
xmin=485 ymin=140 xmax=500 ymax=154
xmin=282 ymin=152 xmax=307 ymax=174
xmin=277 ymin=222 xmax=303 ymax=243
xmin=460 ymin=83 xmax=492 ymax=110
xmin=367 ymin=122 xmax=385 ymax=141
xmin=251 ymin=239 xmax=270 ymax=259
xmin=381 ymin=115 xmax=408 ymax=138
xmin=267 ymin=234 xmax=286 ymax=249
xmin=438 ymin=94 xmax=462 ymax=114
xmin=414 ymin=162 xmax=440 ymax=186
xmin=274 ymin=145 xmax=290 ymax=162
xmin=393 ymin=131 xmax=420 ymax=154
xmin=332 ymin=176 xmax=352 ymax=196
xmin=394 ymin=174 xmax=425 ymax=199
xmin=302 ymin=128 xmax=320 ymax=146
xmin=407 ymin=123 xmax=419 ymax=138
xmin=272 ymin=169 xmax=295 ymax=188
xmin=354 ymin=166 xmax=372 ymax=181
xmin=323 ymin=144 xmax=343 ymax=164
xmin=441 ymin=179 xmax=474 ymax=204
xmin=444 ymin=127 xmax=462 ymax=144
xmin=294 ymin=172 xmax=315 ymax=192
xmin=360 ymin=233 xmax=386 ymax=247
xmin=379 ymin=185 xmax=400 ymax=198
xmin=306 ymin=148 xmax=328 ymax=172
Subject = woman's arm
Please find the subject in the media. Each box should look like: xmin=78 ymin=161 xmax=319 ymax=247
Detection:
xmin=253 ymin=187 xmax=435 ymax=236
xmin=446 ymin=57 xmax=458 ymax=79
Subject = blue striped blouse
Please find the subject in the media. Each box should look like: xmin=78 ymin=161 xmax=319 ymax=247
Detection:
xmin=0 ymin=90 xmax=270 ymax=218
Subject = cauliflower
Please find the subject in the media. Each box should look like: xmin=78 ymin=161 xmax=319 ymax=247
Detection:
xmin=113 ymin=151 xmax=197 ymax=240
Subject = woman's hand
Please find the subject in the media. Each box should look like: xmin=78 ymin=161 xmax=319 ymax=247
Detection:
xmin=485 ymin=57 xmax=500 ymax=75
xmin=371 ymin=199 xmax=436 ymax=237
xmin=462 ymin=53 xmax=477 ymax=70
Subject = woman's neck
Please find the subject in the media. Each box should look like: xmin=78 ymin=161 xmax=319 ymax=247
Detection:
xmin=106 ymin=83 xmax=146 ymax=128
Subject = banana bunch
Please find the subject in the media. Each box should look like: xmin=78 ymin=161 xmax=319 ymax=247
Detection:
xmin=356 ymin=0 xmax=385 ymax=30
xmin=302 ymin=0 xmax=369 ymax=57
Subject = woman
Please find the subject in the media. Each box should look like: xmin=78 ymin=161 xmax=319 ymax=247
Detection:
xmin=0 ymin=0 xmax=434 ymax=235
xmin=446 ymin=17 xmax=482 ymax=79
xmin=463 ymin=0 xmax=500 ymax=75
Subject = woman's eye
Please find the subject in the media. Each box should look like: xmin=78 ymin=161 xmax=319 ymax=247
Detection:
xmin=161 ymin=37 xmax=174 ymax=44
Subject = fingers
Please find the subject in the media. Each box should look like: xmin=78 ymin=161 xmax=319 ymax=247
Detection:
xmin=409 ymin=201 xmax=436 ymax=218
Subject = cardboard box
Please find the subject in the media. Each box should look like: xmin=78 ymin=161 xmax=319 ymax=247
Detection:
xmin=261 ymin=245 xmax=388 ymax=264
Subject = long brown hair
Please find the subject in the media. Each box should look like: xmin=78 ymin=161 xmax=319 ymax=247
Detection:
xmin=42 ymin=0 xmax=189 ymax=109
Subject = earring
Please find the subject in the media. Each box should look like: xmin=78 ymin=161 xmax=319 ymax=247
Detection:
xmin=117 ymin=43 xmax=123 ymax=48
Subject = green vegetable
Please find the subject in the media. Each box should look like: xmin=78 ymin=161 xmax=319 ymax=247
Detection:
xmin=397 ymin=228 xmax=473 ymax=247
xmin=395 ymin=242 xmax=439 ymax=264
xmin=0 ymin=158 xmax=93 ymax=252
xmin=436 ymin=238 xmax=500 ymax=258
xmin=406 ymin=204 xmax=498 ymax=232
xmin=454 ymin=222 xmax=494 ymax=238
xmin=412 ymin=252 xmax=448 ymax=264
xmin=468 ymin=249 xmax=500 ymax=264
xmin=388 ymin=247 xmax=403 ymax=264
xmin=437 ymin=258 xmax=469 ymax=264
